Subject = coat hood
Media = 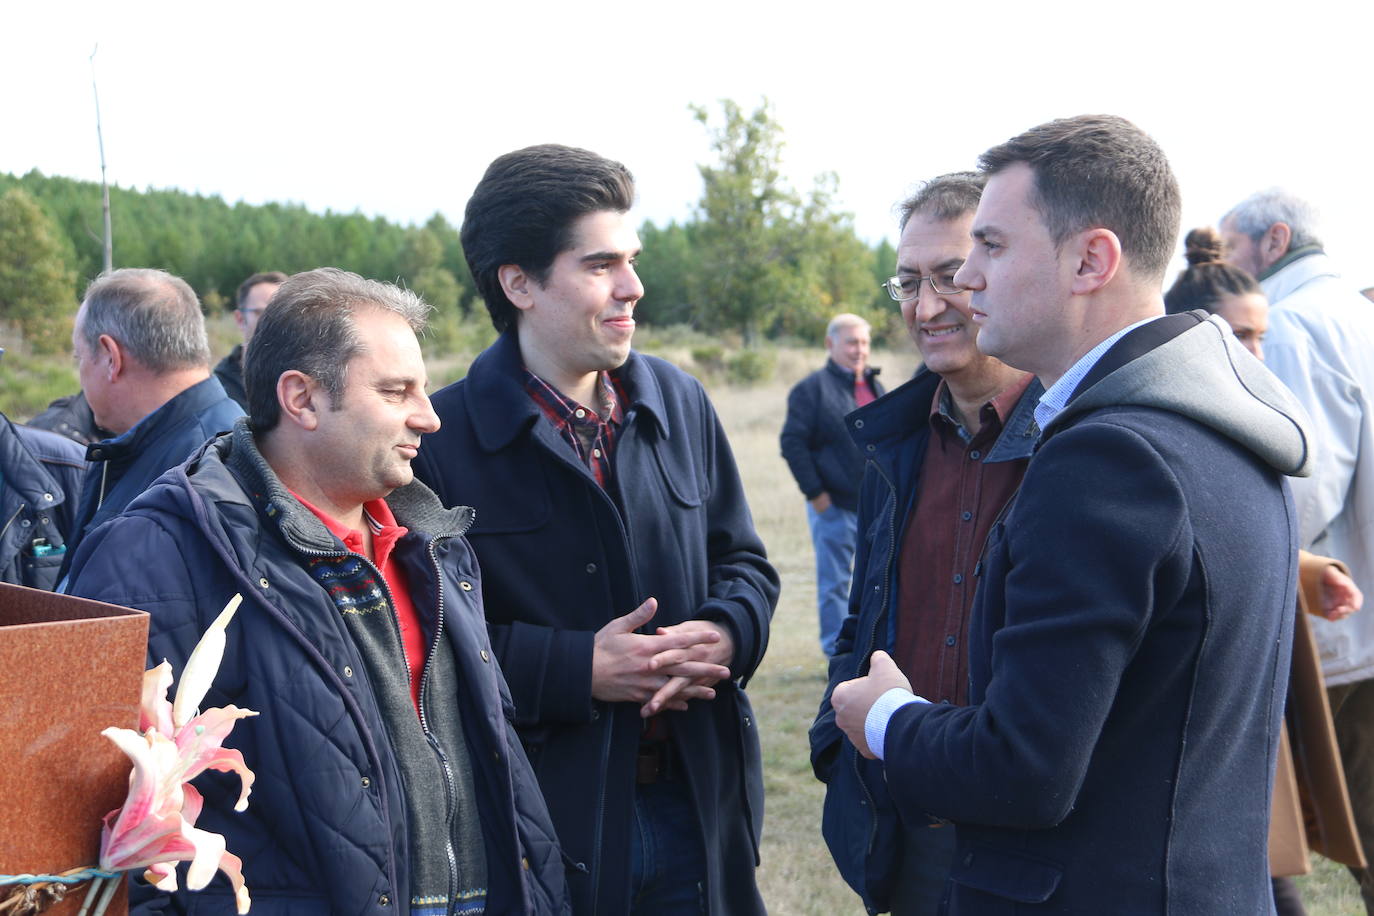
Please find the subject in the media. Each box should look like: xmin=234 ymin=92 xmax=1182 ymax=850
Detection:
xmin=1045 ymin=312 xmax=1314 ymax=478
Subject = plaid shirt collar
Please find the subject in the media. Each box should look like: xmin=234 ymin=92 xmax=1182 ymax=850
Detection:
xmin=522 ymin=369 xmax=628 ymax=489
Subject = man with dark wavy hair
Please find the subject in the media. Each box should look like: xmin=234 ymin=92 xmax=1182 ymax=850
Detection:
xmin=415 ymin=145 xmax=778 ymax=915
xmin=833 ymin=116 xmax=1313 ymax=913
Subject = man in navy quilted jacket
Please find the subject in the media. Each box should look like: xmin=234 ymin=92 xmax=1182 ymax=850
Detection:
xmin=68 ymin=269 xmax=569 ymax=916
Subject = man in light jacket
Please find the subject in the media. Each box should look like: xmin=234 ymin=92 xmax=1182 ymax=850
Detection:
xmin=1223 ymin=188 xmax=1374 ymax=911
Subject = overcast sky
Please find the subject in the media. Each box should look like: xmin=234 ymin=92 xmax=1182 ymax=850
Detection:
xmin=6 ymin=0 xmax=1373 ymax=287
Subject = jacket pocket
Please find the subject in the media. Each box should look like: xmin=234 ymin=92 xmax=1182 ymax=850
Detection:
xmin=21 ymin=548 xmax=66 ymax=591
xmin=648 ymin=433 xmax=706 ymax=508
xmin=948 ymin=841 xmax=1062 ymax=904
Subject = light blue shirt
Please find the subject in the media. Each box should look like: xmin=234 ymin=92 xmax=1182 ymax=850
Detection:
xmin=1034 ymin=316 xmax=1162 ymax=431
xmin=862 ymin=314 xmax=1165 ymax=760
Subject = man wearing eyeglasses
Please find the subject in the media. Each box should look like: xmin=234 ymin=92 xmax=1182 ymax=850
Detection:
xmin=810 ymin=171 xmax=1040 ymax=915
xmin=214 ymin=270 xmax=286 ymax=411
xmin=780 ymin=313 xmax=885 ymax=657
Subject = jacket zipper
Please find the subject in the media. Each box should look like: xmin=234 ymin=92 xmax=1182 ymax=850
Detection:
xmin=292 ymin=524 xmax=467 ymax=913
xmin=855 ymin=456 xmax=897 ymax=858
xmin=96 ymin=459 xmax=109 ymax=510
xmin=540 ymin=419 xmax=641 ymax=909
xmin=0 ymin=504 xmax=24 ymax=545
xmin=418 ymin=537 xmax=459 ymax=915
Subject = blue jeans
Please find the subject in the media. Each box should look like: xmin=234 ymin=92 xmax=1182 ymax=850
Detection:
xmin=808 ymin=503 xmax=858 ymax=656
xmin=630 ymin=780 xmax=706 ymax=915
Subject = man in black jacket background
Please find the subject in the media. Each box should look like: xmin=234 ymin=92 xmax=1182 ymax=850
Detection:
xmin=781 ymin=314 xmax=884 ymax=655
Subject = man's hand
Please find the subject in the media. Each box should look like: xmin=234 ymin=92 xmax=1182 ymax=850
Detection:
xmin=809 ymin=492 xmax=832 ymax=514
xmin=1320 ymin=564 xmax=1364 ymax=621
xmin=831 ymin=651 xmax=911 ymax=759
xmin=639 ymin=620 xmax=736 ymax=717
xmin=591 ymin=598 xmax=728 ymax=706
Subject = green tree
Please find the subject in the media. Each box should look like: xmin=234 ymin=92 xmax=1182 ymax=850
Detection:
xmin=688 ymin=100 xmax=877 ymax=343
xmin=0 ymin=187 xmax=78 ymax=353
xmin=635 ymin=219 xmax=699 ymax=327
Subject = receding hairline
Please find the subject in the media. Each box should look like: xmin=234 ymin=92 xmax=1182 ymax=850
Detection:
xmin=826 ymin=313 xmax=870 ymax=340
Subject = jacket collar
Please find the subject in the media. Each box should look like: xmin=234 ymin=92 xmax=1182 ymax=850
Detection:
xmin=849 ymin=367 xmax=1042 ymax=475
xmin=465 ymin=330 xmax=669 ymax=452
xmin=85 ymin=375 xmax=229 ymax=464
xmin=823 ymin=359 xmax=882 ymax=385
xmin=220 ymin=418 xmax=473 ymax=554
xmin=0 ymin=416 xmax=66 ymax=509
xmin=1261 ymin=248 xmax=1341 ymax=305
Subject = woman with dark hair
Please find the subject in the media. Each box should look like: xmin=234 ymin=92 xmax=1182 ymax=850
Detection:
xmin=1165 ymin=226 xmax=1269 ymax=358
xmin=1168 ymin=228 xmax=1364 ymax=916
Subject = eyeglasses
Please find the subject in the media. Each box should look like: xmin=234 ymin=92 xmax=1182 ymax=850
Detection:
xmin=882 ymin=273 xmax=965 ymax=301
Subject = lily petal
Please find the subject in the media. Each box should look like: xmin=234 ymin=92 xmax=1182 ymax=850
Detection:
xmin=180 ymin=820 xmax=228 ymax=891
xmin=173 ymin=594 xmax=242 ymax=728
xmin=218 ymin=850 xmax=252 ymax=914
xmin=141 ymin=661 xmax=176 ymax=737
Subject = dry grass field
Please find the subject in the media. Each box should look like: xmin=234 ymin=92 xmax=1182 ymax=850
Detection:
xmin=697 ymin=345 xmax=1366 ymax=915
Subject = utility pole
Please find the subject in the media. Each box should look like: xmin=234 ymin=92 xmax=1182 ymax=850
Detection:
xmin=90 ymin=44 xmax=112 ymax=273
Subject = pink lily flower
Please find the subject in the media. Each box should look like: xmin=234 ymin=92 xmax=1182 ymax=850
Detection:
xmin=97 ymin=595 xmax=256 ymax=913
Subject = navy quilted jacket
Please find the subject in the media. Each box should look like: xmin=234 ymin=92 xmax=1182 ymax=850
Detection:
xmin=67 ymin=428 xmax=569 ymax=916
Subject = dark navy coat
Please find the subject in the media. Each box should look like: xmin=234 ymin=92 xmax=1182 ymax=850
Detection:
xmin=62 ymin=375 xmax=242 ymax=577
xmin=67 ymin=430 xmax=569 ymax=916
xmin=780 ymin=360 xmax=885 ymax=512
xmin=878 ymin=316 xmax=1306 ymax=913
xmin=414 ymin=332 xmax=779 ymax=916
xmin=809 ymin=369 xmax=1041 ymax=913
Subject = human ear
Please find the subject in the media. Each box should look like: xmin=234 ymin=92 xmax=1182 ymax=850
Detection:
xmin=276 ymin=370 xmax=322 ymax=431
xmin=98 ymin=334 xmax=123 ymax=381
xmin=1263 ymin=223 xmax=1292 ymax=264
xmin=498 ymin=264 xmax=535 ymax=312
xmin=1069 ymin=228 xmax=1121 ymax=295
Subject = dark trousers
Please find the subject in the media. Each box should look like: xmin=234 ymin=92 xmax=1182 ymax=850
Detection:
xmin=1328 ymin=678 xmax=1374 ymax=914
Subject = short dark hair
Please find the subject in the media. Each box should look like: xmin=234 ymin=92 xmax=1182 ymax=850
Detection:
xmin=235 ymin=271 xmax=288 ymax=310
xmin=245 ymin=268 xmax=431 ymax=433
xmin=461 ymin=144 xmax=635 ymax=333
xmin=978 ymin=114 xmax=1181 ymax=280
xmin=1164 ymin=227 xmax=1262 ymax=315
xmin=898 ymin=171 xmax=986 ymax=229
xmin=80 ymin=268 xmax=211 ymax=372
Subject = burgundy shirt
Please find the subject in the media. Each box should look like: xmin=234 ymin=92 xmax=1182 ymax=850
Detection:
xmin=523 ymin=369 xmax=626 ymax=490
xmin=892 ymin=373 xmax=1033 ymax=704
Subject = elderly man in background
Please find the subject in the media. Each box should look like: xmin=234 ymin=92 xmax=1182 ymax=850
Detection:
xmin=1223 ymin=189 xmax=1374 ymax=912
xmin=781 ymin=313 xmax=884 ymax=656
xmin=58 ymin=268 xmax=242 ymax=576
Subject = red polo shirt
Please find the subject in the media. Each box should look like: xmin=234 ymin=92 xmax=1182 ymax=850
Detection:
xmin=892 ymin=373 xmax=1033 ymax=704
